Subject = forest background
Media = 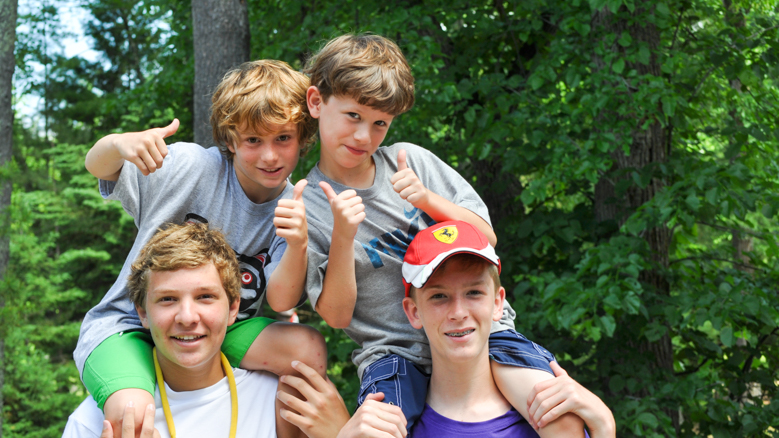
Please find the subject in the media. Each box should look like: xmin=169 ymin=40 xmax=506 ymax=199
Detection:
xmin=1 ymin=0 xmax=778 ymax=436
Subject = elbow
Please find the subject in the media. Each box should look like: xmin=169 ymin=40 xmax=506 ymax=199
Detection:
xmin=324 ymin=315 xmax=352 ymax=329
xmin=316 ymin=304 xmax=352 ymax=329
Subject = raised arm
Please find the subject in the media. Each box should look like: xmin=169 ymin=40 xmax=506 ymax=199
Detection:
xmin=267 ymin=179 xmax=310 ymax=311
xmin=527 ymin=361 xmax=616 ymax=438
xmin=85 ymin=119 xmax=179 ymax=181
xmin=313 ymin=182 xmax=364 ymax=329
xmin=390 ymin=149 xmax=497 ymax=246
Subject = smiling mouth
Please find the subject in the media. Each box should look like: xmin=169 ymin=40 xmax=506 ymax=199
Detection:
xmin=172 ymin=335 xmax=205 ymax=342
xmin=260 ymin=167 xmax=282 ymax=173
xmin=445 ymin=329 xmax=475 ymax=338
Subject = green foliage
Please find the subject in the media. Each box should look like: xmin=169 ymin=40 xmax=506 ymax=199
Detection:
xmin=5 ymin=0 xmax=779 ymax=436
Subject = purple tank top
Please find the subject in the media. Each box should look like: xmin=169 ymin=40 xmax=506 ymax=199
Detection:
xmin=410 ymin=404 xmax=539 ymax=438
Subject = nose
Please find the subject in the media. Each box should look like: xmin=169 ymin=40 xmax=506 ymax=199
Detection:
xmin=260 ymin=144 xmax=278 ymax=163
xmin=175 ymin=298 xmax=200 ymax=326
xmin=448 ymin=296 xmax=468 ymax=321
xmin=353 ymin=124 xmax=370 ymax=145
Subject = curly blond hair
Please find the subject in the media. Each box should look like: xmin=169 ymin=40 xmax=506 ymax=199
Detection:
xmin=211 ymin=59 xmax=318 ymax=158
xmin=128 ymin=223 xmax=241 ymax=308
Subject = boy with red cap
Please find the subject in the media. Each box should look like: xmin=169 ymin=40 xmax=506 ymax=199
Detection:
xmin=401 ymin=221 xmax=615 ymax=437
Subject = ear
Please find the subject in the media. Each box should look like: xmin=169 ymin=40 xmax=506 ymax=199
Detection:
xmin=136 ymin=304 xmax=149 ymax=329
xmin=226 ymin=298 xmax=240 ymax=326
xmin=227 ymin=142 xmax=236 ymax=154
xmin=493 ymin=287 xmax=506 ymax=322
xmin=402 ymin=296 xmax=424 ymax=330
xmin=306 ymin=86 xmax=323 ymax=118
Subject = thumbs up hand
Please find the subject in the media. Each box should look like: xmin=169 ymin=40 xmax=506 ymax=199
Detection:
xmin=111 ymin=118 xmax=180 ymax=176
xmin=275 ymin=179 xmax=309 ymax=249
xmin=390 ymin=149 xmax=429 ymax=207
xmin=319 ymin=181 xmax=366 ymax=240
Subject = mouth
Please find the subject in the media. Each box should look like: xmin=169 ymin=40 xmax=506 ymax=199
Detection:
xmin=259 ymin=167 xmax=283 ymax=175
xmin=171 ymin=334 xmax=205 ymax=343
xmin=344 ymin=145 xmax=367 ymax=155
xmin=445 ymin=329 xmax=475 ymax=338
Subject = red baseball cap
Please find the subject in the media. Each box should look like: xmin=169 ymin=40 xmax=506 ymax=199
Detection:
xmin=402 ymin=220 xmax=500 ymax=296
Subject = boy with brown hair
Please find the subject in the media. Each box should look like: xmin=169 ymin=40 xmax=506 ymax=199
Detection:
xmin=75 ymin=59 xmax=327 ymax=436
xmin=282 ymin=33 xmax=576 ymax=434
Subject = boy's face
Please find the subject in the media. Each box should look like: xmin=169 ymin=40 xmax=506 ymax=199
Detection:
xmin=228 ymin=121 xmax=301 ymax=203
xmin=403 ymin=257 xmax=505 ymax=366
xmin=137 ymin=263 xmax=239 ymax=381
xmin=307 ymin=87 xmax=394 ymax=182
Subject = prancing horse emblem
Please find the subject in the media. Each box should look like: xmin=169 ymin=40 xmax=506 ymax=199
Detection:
xmin=433 ymin=226 xmax=458 ymax=244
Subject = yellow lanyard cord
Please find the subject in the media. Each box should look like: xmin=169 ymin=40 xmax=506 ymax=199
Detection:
xmin=153 ymin=348 xmax=238 ymax=438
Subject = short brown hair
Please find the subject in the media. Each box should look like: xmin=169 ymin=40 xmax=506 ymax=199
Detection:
xmin=305 ymin=33 xmax=415 ymax=116
xmin=128 ymin=223 xmax=241 ymax=308
xmin=408 ymin=254 xmax=501 ymax=299
xmin=211 ymin=59 xmax=318 ymax=158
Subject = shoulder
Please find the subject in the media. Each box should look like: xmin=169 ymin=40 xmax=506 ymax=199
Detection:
xmin=376 ymin=142 xmax=432 ymax=159
xmin=62 ymin=397 xmax=103 ymax=438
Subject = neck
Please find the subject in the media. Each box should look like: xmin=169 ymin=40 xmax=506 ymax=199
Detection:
xmin=319 ymin=156 xmax=375 ymax=189
xmin=427 ymin=351 xmax=511 ymax=422
xmin=157 ymin=353 xmax=226 ymax=392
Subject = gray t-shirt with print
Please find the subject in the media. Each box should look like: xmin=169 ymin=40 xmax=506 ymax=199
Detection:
xmin=74 ymin=143 xmax=289 ymax=377
xmin=303 ymin=142 xmax=515 ymax=378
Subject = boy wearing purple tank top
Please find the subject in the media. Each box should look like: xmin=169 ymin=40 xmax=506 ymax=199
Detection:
xmin=401 ymin=221 xmax=616 ymax=438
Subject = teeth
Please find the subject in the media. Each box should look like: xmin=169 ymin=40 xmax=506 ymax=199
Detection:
xmin=446 ymin=329 xmax=474 ymax=338
xmin=173 ymin=335 xmax=202 ymax=341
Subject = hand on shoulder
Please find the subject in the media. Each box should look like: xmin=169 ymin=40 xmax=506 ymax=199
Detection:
xmin=527 ymin=361 xmax=616 ymax=438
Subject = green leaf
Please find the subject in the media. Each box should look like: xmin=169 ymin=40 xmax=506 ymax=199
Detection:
xmin=637 ymin=45 xmax=651 ymax=65
xmin=600 ymin=314 xmax=617 ymax=337
xmin=618 ymin=32 xmax=632 ymax=47
xmin=529 ymin=74 xmax=545 ymax=90
xmin=637 ymin=412 xmax=659 ymax=429
xmin=720 ymin=326 xmax=734 ymax=347
xmin=612 ymin=58 xmax=625 ymax=74
xmin=685 ymin=193 xmax=700 ymax=211
xmin=588 ymin=0 xmax=608 ymax=11
xmin=762 ymin=203 xmax=775 ymax=218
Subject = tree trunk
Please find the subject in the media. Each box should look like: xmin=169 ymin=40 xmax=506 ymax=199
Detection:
xmin=0 ymin=1 xmax=18 ymax=436
xmin=192 ymin=0 xmax=250 ymax=146
xmin=591 ymin=1 xmax=677 ymax=431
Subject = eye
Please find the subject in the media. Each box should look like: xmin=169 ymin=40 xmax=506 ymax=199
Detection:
xmin=374 ymin=120 xmax=387 ymax=127
xmin=246 ymin=137 xmax=261 ymax=144
xmin=277 ymin=135 xmax=291 ymax=142
xmin=347 ymin=112 xmax=360 ymax=120
xmin=467 ymin=289 xmax=486 ymax=297
xmin=158 ymin=296 xmax=176 ymax=303
xmin=429 ymin=293 xmax=446 ymax=300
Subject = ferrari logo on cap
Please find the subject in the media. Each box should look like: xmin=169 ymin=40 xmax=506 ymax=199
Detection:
xmin=433 ymin=226 xmax=458 ymax=244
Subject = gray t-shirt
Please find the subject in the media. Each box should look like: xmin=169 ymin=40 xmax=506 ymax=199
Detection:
xmin=303 ymin=142 xmax=515 ymax=377
xmin=74 ymin=143 xmax=289 ymax=377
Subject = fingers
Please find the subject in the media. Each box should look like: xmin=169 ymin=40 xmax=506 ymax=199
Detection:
xmin=292 ymin=179 xmax=308 ymax=201
xmin=156 ymin=118 xmax=180 ymax=139
xmin=140 ymin=404 xmax=157 ymax=438
xmin=290 ymin=360 xmax=330 ymax=393
xmin=121 ymin=403 xmax=135 ymax=438
xmin=550 ymin=361 xmax=568 ymax=377
xmin=397 ymin=149 xmax=408 ymax=171
xmin=364 ymin=392 xmax=385 ymax=403
xmin=319 ymin=181 xmax=337 ymax=201
xmin=100 ymin=420 xmax=113 ymax=438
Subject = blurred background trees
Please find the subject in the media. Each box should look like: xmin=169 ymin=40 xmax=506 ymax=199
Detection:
xmin=2 ymin=0 xmax=778 ymax=436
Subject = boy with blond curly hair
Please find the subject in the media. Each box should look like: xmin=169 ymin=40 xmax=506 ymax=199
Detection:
xmin=75 ymin=59 xmax=326 ymax=437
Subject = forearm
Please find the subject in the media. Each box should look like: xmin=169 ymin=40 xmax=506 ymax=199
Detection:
xmin=416 ymin=191 xmax=497 ymax=246
xmin=315 ymin=233 xmax=357 ymax=328
xmin=267 ymin=243 xmax=308 ymax=312
xmin=85 ymin=134 xmax=125 ymax=181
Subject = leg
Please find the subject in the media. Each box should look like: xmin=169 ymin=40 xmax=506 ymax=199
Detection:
xmin=357 ymin=354 xmax=429 ymax=429
xmin=83 ymin=331 xmax=156 ymax=438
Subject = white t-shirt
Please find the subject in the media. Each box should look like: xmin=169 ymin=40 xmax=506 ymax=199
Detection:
xmin=62 ymin=369 xmax=278 ymax=438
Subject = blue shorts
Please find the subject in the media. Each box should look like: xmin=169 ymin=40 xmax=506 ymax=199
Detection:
xmin=357 ymin=329 xmax=555 ymax=427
